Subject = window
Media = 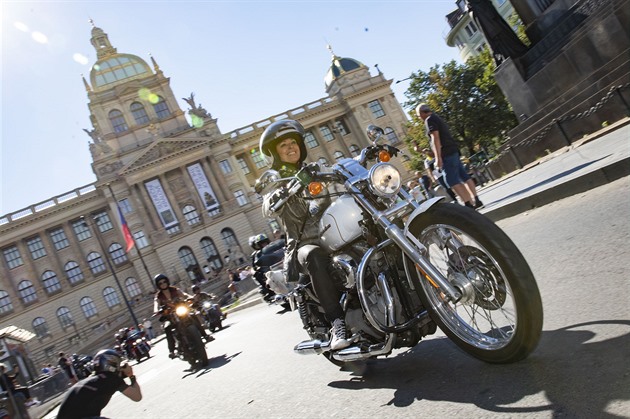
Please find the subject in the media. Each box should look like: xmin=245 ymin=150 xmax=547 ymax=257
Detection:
xmin=183 ymin=205 xmax=201 ymax=226
xmin=109 ymin=243 xmax=128 ymax=265
xmin=50 ymin=228 xmax=69 ymax=250
xmin=368 ymin=100 xmax=386 ymax=118
xmin=18 ymin=280 xmax=37 ymax=304
xmin=65 ymin=261 xmax=85 ymax=284
xmin=333 ymin=151 xmax=345 ymax=161
xmin=103 ymin=287 xmax=120 ymax=308
xmin=109 ymin=109 xmax=129 ymax=133
xmin=0 ymin=291 xmax=13 ymax=315
xmin=94 ymin=212 xmax=113 ymax=232
xmin=42 ymin=271 xmax=62 ymax=294
xmin=236 ymin=157 xmax=251 ymax=175
xmin=465 ymin=22 xmax=478 ymax=38
xmin=3 ymin=246 xmax=23 ymax=269
xmin=72 ymin=220 xmax=91 ymax=241
xmin=178 ymin=247 xmax=198 ymax=270
xmin=335 ymin=119 xmax=350 ymax=135
xmin=219 ymin=159 xmax=233 ymax=174
xmin=251 ymin=149 xmax=267 ymax=169
xmin=133 ymin=231 xmax=149 ymax=249
xmin=319 ymin=126 xmax=335 ymax=142
xmin=57 ymin=307 xmax=74 ymax=328
xmin=349 ymin=144 xmax=361 ymax=157
xmin=304 ymin=131 xmax=319 ymax=149
xmin=33 ymin=317 xmax=49 ymax=338
xmin=125 ymin=278 xmax=142 ymax=298
xmin=200 ymin=237 xmax=222 ymax=270
xmin=385 ymin=127 xmax=400 ymax=145
xmin=119 ymin=198 xmax=133 ymax=214
xmin=26 ymin=236 xmax=47 ymax=260
xmin=80 ymin=297 xmax=98 ymax=318
xmin=234 ymin=190 xmax=248 ymax=206
xmin=220 ymin=228 xmax=239 ymax=249
xmin=130 ymin=102 xmax=150 ymax=125
xmin=87 ymin=252 xmax=106 ymax=275
xmin=153 ymin=97 xmax=170 ymax=119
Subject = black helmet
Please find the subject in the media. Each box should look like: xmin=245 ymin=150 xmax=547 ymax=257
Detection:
xmin=93 ymin=349 xmax=123 ymax=373
xmin=259 ymin=120 xmax=307 ymax=170
xmin=192 ymin=285 xmax=200 ymax=293
xmin=154 ymin=273 xmax=170 ymax=288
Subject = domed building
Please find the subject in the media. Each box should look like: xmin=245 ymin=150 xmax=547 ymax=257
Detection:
xmin=0 ymin=25 xmax=410 ymax=368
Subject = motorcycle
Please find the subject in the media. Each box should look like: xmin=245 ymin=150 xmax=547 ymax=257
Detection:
xmin=71 ymin=354 xmax=93 ymax=379
xmin=196 ymin=300 xmax=224 ymax=332
xmin=256 ymin=124 xmax=543 ymax=365
xmin=157 ymin=299 xmax=209 ymax=367
xmin=125 ymin=330 xmax=151 ymax=362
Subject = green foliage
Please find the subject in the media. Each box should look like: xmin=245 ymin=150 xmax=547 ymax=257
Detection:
xmin=508 ymin=12 xmax=531 ymax=47
xmin=403 ymin=50 xmax=518 ymax=157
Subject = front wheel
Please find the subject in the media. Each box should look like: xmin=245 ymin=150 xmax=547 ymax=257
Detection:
xmin=186 ymin=325 xmax=209 ymax=367
xmin=407 ymin=203 xmax=543 ymax=363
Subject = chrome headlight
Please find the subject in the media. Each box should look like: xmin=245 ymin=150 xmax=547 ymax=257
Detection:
xmin=202 ymin=301 xmax=211 ymax=308
xmin=368 ymin=163 xmax=402 ymax=198
xmin=175 ymin=305 xmax=189 ymax=317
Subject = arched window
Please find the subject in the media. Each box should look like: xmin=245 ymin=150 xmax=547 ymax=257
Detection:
xmin=109 ymin=109 xmax=128 ymax=133
xmin=57 ymin=306 xmax=74 ymax=327
xmin=0 ymin=290 xmax=13 ymax=315
xmin=220 ymin=228 xmax=239 ymax=249
xmin=18 ymin=280 xmax=37 ymax=304
xmin=125 ymin=277 xmax=142 ymax=298
xmin=385 ymin=127 xmax=400 ymax=145
xmin=80 ymin=297 xmax=98 ymax=318
xmin=200 ymin=237 xmax=222 ymax=270
xmin=349 ymin=144 xmax=361 ymax=157
xmin=178 ymin=247 xmax=198 ymax=271
xmin=109 ymin=243 xmax=128 ymax=265
xmin=64 ymin=261 xmax=84 ymax=284
xmin=333 ymin=151 xmax=345 ymax=161
xmin=103 ymin=287 xmax=120 ymax=308
xmin=153 ymin=97 xmax=170 ymax=119
xmin=33 ymin=317 xmax=49 ymax=338
xmin=87 ymin=252 xmax=106 ymax=274
xmin=130 ymin=102 xmax=150 ymax=125
xmin=183 ymin=205 xmax=200 ymax=226
xmin=42 ymin=270 xmax=62 ymax=294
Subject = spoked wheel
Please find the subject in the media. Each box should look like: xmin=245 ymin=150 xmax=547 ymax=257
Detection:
xmin=407 ymin=203 xmax=543 ymax=363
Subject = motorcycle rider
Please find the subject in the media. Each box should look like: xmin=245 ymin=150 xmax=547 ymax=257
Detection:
xmin=258 ymin=119 xmax=350 ymax=350
xmin=153 ymin=274 xmax=213 ymax=359
xmin=249 ymin=233 xmax=285 ymax=301
xmin=191 ymin=285 xmax=225 ymax=323
xmin=56 ymin=349 xmax=141 ymax=419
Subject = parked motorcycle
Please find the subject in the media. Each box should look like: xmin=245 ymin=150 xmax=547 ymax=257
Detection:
xmin=157 ymin=299 xmax=209 ymax=367
xmin=256 ymin=124 xmax=543 ymax=366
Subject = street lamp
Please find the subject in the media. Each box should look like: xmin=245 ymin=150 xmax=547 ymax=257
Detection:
xmin=395 ymin=76 xmax=414 ymax=84
xmin=81 ymin=216 xmax=140 ymax=327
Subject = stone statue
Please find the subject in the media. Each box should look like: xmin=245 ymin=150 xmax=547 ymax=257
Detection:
xmin=183 ymin=92 xmax=210 ymax=118
xmin=466 ymin=0 xmax=528 ymax=65
xmin=83 ymin=128 xmax=102 ymax=143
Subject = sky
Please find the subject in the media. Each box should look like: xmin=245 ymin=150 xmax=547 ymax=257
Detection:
xmin=1 ymin=0 xmax=462 ymax=216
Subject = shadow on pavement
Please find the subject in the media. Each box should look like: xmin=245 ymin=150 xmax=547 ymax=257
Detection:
xmin=328 ymin=320 xmax=630 ymax=418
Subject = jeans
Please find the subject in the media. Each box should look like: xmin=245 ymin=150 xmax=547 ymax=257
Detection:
xmin=297 ymin=244 xmax=343 ymax=321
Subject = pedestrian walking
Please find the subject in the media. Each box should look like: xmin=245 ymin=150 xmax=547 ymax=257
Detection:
xmin=422 ymin=148 xmax=458 ymax=202
xmin=58 ymin=352 xmax=78 ymax=384
xmin=415 ymin=103 xmax=483 ymax=208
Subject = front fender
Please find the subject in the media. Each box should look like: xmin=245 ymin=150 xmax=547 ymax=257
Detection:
xmin=403 ymin=197 xmax=444 ymax=236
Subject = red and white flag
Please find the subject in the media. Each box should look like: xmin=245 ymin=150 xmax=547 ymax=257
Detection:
xmin=118 ymin=206 xmax=135 ymax=253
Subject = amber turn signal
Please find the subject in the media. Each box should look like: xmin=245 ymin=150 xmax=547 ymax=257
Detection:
xmin=378 ymin=150 xmax=391 ymax=162
xmin=308 ymin=182 xmax=324 ymax=196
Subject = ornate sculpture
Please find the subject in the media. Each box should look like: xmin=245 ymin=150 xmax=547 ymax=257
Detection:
xmin=183 ymin=92 xmax=210 ymax=118
xmin=466 ymin=0 xmax=528 ymax=65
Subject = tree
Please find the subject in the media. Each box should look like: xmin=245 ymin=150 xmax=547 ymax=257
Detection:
xmin=403 ymin=49 xmax=518 ymax=157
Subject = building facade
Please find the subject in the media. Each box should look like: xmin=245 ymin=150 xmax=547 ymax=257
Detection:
xmin=0 ymin=25 xmax=411 ymax=366
xmin=444 ymin=0 xmax=517 ymax=62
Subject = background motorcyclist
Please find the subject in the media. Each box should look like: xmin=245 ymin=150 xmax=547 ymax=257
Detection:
xmin=258 ymin=119 xmax=350 ymax=350
xmin=191 ymin=285 xmax=225 ymax=321
xmin=153 ymin=274 xmax=213 ymax=358
xmin=249 ymin=233 xmax=285 ymax=301
xmin=56 ymin=349 xmax=141 ymax=419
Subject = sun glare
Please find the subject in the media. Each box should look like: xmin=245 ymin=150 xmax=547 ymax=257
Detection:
xmin=31 ymin=31 xmax=49 ymax=44
xmin=73 ymin=53 xmax=89 ymax=65
xmin=14 ymin=21 xmax=29 ymax=32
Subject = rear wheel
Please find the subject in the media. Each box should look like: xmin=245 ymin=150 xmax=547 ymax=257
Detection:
xmin=407 ymin=203 xmax=543 ymax=363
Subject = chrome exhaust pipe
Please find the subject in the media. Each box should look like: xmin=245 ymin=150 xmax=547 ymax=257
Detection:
xmin=294 ymin=339 xmax=331 ymax=355
xmin=332 ymin=333 xmax=396 ymax=361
